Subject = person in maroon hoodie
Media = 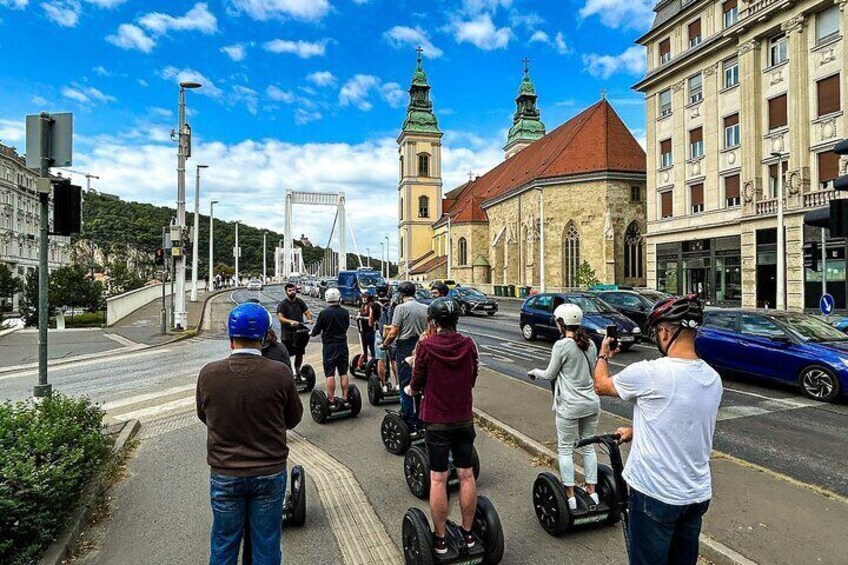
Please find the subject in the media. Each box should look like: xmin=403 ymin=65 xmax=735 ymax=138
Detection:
xmin=405 ymin=297 xmax=479 ymax=556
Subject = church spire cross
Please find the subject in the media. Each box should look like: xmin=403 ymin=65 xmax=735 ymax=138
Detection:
xmin=600 ymin=88 xmax=607 ymax=100
xmin=416 ymin=46 xmax=424 ymax=69
xmin=523 ymin=57 xmax=530 ymax=76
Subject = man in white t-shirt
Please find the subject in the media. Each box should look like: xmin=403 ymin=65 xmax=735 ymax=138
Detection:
xmin=592 ymin=294 xmax=722 ymax=565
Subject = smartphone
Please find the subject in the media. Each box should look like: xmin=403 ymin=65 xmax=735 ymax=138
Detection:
xmin=606 ymin=325 xmax=619 ymax=351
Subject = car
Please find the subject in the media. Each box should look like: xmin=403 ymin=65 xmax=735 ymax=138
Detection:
xmin=317 ymin=278 xmax=337 ymax=299
xmin=429 ymin=279 xmax=458 ymax=290
xmin=246 ymin=278 xmax=263 ymax=291
xmin=696 ymin=309 xmax=848 ymax=402
xmin=593 ymin=290 xmax=658 ymax=335
xmin=448 ymin=287 xmax=499 ymax=316
xmin=519 ymin=292 xmax=642 ymax=351
xmin=634 ymin=288 xmax=671 ymax=303
xmin=416 ymin=289 xmax=435 ymax=305
xmin=337 ymin=269 xmax=386 ymax=304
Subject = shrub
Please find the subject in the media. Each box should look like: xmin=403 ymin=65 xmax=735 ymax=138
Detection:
xmin=64 ymin=311 xmax=106 ymax=328
xmin=0 ymin=395 xmax=111 ymax=565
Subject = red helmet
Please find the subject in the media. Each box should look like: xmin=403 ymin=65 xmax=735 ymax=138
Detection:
xmin=647 ymin=294 xmax=703 ymax=330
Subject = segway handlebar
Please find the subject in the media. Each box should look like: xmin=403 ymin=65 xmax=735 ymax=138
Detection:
xmin=575 ymin=433 xmax=621 ymax=448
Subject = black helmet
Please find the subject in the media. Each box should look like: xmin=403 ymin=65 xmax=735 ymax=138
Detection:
xmin=648 ymin=294 xmax=703 ymax=330
xmin=431 ymin=281 xmax=449 ymax=297
xmin=376 ymin=284 xmax=389 ymax=297
xmin=428 ymin=297 xmax=460 ymax=326
xmin=398 ymin=281 xmax=416 ymax=297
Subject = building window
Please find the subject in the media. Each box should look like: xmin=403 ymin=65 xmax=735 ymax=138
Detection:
xmin=819 ymin=151 xmax=840 ymax=190
xmin=688 ymin=73 xmax=702 ymax=104
xmin=630 ymin=185 xmax=642 ymax=202
xmin=563 ymin=221 xmax=580 ymax=288
xmin=418 ymin=153 xmax=430 ymax=177
xmin=400 ymin=237 xmax=404 ymax=258
xmin=816 ymin=6 xmax=840 ymax=44
xmin=418 ymin=195 xmax=429 ymax=218
xmin=688 ymin=19 xmax=702 ymax=48
xmin=659 ymin=89 xmax=672 ymax=117
xmin=660 ymin=190 xmax=673 ymax=219
xmin=660 ymin=139 xmax=673 ymax=168
xmin=768 ymin=94 xmax=788 ymax=130
xmin=769 ymin=34 xmax=788 ymax=66
xmin=724 ymin=113 xmax=740 ymax=148
xmin=817 ymin=74 xmax=841 ymax=117
xmin=690 ymin=183 xmax=704 ymax=214
xmin=457 ymin=237 xmax=468 ymax=266
xmin=690 ymin=127 xmax=704 ymax=159
xmin=399 ymin=156 xmax=404 ymax=178
xmin=659 ymin=37 xmax=671 ymax=64
xmin=723 ymin=57 xmax=739 ymax=88
xmin=768 ymin=161 xmax=789 ymax=198
xmin=399 ymin=196 xmax=403 ymax=220
xmin=723 ymin=0 xmax=738 ymax=28
xmin=724 ymin=174 xmax=740 ymax=207
xmin=624 ymin=222 xmax=644 ymax=280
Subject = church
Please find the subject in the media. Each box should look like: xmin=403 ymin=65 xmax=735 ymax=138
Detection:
xmin=398 ymin=52 xmax=648 ymax=293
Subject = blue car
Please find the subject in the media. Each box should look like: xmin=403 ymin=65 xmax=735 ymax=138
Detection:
xmin=696 ymin=309 xmax=848 ymax=402
xmin=520 ymin=292 xmax=642 ymax=351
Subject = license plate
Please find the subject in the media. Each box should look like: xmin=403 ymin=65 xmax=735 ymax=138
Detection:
xmin=483 ymin=305 xmax=494 ymax=310
xmin=620 ymin=336 xmax=634 ymax=342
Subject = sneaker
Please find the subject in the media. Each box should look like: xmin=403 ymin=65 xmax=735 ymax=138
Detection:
xmin=382 ymin=384 xmax=389 ymax=393
xmin=589 ymin=492 xmax=600 ymax=506
xmin=434 ymin=535 xmax=448 ymax=555
xmin=460 ymin=528 xmax=476 ymax=549
xmin=567 ymin=496 xmax=578 ymax=511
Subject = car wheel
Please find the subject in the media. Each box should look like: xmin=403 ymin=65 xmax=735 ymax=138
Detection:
xmin=799 ymin=365 xmax=842 ymax=403
xmin=521 ymin=323 xmax=537 ymax=341
xmin=461 ymin=303 xmax=471 ymax=316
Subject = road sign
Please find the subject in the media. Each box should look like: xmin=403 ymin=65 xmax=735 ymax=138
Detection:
xmin=820 ymin=293 xmax=835 ymax=316
xmin=25 ymin=112 xmax=73 ymax=168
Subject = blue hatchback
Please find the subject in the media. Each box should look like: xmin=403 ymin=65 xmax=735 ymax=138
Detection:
xmin=520 ymin=293 xmax=642 ymax=351
xmin=696 ymin=309 xmax=848 ymax=402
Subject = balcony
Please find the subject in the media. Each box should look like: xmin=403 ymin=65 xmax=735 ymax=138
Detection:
xmin=744 ymin=0 xmax=781 ymax=19
xmin=803 ymin=189 xmax=835 ymax=209
xmin=756 ymin=198 xmax=777 ymax=215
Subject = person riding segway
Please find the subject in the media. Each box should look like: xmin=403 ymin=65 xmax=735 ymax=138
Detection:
xmin=277 ymin=283 xmax=313 ymax=376
xmin=369 ymin=287 xmax=401 ymax=406
xmin=351 ymin=293 xmax=379 ymax=379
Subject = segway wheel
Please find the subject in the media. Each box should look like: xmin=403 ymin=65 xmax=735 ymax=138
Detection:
xmin=365 ymin=358 xmax=379 ymax=378
xmin=532 ymin=472 xmax=570 ymax=536
xmin=404 ymin=446 xmax=430 ymax=500
xmin=300 ymin=365 xmax=316 ymax=393
xmin=381 ymin=412 xmax=411 ymax=455
xmin=401 ymin=507 xmax=435 ymax=565
xmin=350 ymin=354 xmax=363 ymax=378
xmin=309 ymin=390 xmax=329 ymax=424
xmin=473 ymin=496 xmax=505 ymax=564
xmin=367 ymin=375 xmax=383 ymax=406
xmin=348 ymin=385 xmax=362 ymax=417
xmin=471 ymin=446 xmax=481 ymax=480
xmin=597 ymin=464 xmax=621 ymax=525
xmin=287 ymin=465 xmax=307 ymax=527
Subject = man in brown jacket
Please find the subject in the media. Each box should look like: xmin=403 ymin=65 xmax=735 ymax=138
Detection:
xmin=197 ymin=302 xmax=303 ymax=565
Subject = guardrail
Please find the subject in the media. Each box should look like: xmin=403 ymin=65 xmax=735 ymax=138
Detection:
xmin=106 ymin=280 xmax=205 ymax=326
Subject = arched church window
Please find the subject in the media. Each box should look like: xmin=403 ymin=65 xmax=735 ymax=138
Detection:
xmin=418 ymin=153 xmax=430 ymax=177
xmin=625 ymin=221 xmax=644 ymax=280
xmin=458 ymin=237 xmax=468 ymax=266
xmin=563 ymin=221 xmax=580 ymax=288
xmin=418 ymin=196 xmax=429 ymax=218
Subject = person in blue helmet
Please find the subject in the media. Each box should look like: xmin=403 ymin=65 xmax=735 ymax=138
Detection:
xmin=197 ymin=302 xmax=304 ymax=565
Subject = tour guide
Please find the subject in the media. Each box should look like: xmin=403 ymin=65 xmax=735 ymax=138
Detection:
xmin=277 ymin=283 xmax=313 ymax=375
xmin=197 ymin=302 xmax=304 ymax=564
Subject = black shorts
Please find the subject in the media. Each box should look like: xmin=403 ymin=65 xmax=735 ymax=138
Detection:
xmin=281 ymin=338 xmax=305 ymax=357
xmin=322 ymin=342 xmax=349 ymax=378
xmin=424 ymin=425 xmax=476 ymax=473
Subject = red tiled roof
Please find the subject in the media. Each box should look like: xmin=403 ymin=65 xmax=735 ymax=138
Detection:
xmin=445 ymin=100 xmax=645 ymax=224
xmin=409 ymin=249 xmax=435 ymax=268
xmin=410 ymin=255 xmax=447 ymax=275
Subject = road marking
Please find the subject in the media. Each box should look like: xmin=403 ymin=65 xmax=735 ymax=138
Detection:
xmin=112 ymin=396 xmax=196 ymax=422
xmin=722 ymin=386 xmax=816 ymax=409
xmin=103 ymin=332 xmax=139 ymax=348
xmin=0 ymin=347 xmax=168 ymax=381
xmin=101 ymin=383 xmax=196 ymax=411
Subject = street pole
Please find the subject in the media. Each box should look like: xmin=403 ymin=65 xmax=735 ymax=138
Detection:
xmin=822 ymin=228 xmax=827 ymax=303
xmin=773 ymin=152 xmax=786 ymax=310
xmin=161 ymin=226 xmax=167 ymax=334
xmin=537 ymin=188 xmax=546 ymax=292
xmin=191 ymin=164 xmax=208 ymax=302
xmin=447 ymin=215 xmax=452 ymax=280
xmin=366 ymin=247 xmax=370 ymax=269
xmin=208 ymin=200 xmax=218 ymax=291
xmin=380 ymin=242 xmax=385 ymax=279
xmin=234 ymin=221 xmax=240 ymax=285
xmin=35 ymin=113 xmax=51 ymax=398
xmin=385 ymin=235 xmax=390 ymax=278
xmin=263 ymin=233 xmax=267 ymax=282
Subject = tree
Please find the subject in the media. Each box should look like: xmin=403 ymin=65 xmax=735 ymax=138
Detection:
xmin=575 ymin=261 xmax=600 ymax=288
xmin=0 ymin=264 xmax=22 ymax=314
xmin=19 ymin=270 xmax=51 ymax=327
xmin=51 ymin=265 xmax=104 ymax=319
xmin=106 ymin=261 xmax=146 ymax=296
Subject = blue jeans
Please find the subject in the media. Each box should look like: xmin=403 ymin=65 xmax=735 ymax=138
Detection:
xmin=395 ymin=337 xmax=418 ymax=427
xmin=627 ymin=488 xmax=710 ymax=565
xmin=209 ymin=469 xmax=286 ymax=565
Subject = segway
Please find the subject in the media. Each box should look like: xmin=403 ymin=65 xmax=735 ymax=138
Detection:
xmin=350 ymin=317 xmax=378 ymax=379
xmin=292 ymin=326 xmax=316 ymax=393
xmin=241 ymin=465 xmax=307 ymax=564
xmin=368 ymin=373 xmax=401 ymax=406
xmin=309 ymin=385 xmax=362 ymax=424
xmin=404 ymin=444 xmax=481 ymax=500
xmin=380 ymin=386 xmax=423 ymax=454
xmin=532 ymin=433 xmax=628 ymax=538
xmin=401 ymin=496 xmax=505 ymax=565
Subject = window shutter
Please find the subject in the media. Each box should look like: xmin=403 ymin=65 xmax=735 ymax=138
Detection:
xmin=661 ymin=191 xmax=673 ymax=217
xmin=660 ymin=139 xmax=672 ymax=154
xmin=725 ymin=175 xmax=740 ymax=199
xmin=817 ymin=74 xmax=840 ymax=117
xmin=690 ymin=127 xmax=703 ymax=143
xmin=819 ymin=151 xmax=840 ymax=183
xmin=659 ymin=38 xmax=671 ymax=56
xmin=724 ymin=113 xmax=739 ymax=128
xmin=688 ymin=19 xmax=701 ymax=40
xmin=769 ymin=95 xmax=788 ymax=129
xmin=723 ymin=0 xmax=737 ymax=11
xmin=691 ymin=184 xmax=704 ymax=206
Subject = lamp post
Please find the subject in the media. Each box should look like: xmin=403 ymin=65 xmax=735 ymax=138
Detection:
xmin=380 ymin=242 xmax=385 ymax=278
xmin=771 ymin=152 xmax=786 ymax=310
xmin=366 ymin=247 xmax=370 ymax=269
xmin=263 ymin=232 xmax=267 ymax=282
xmin=536 ymin=188 xmax=546 ymax=292
xmin=234 ymin=221 xmax=240 ymax=285
xmin=174 ymin=80 xmax=201 ymax=329
xmin=191 ymin=164 xmax=209 ymax=302
xmin=385 ymin=235 xmax=390 ymax=278
xmin=208 ymin=200 xmax=219 ymax=291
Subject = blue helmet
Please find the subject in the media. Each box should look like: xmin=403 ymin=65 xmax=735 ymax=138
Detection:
xmin=228 ymin=302 xmax=271 ymax=340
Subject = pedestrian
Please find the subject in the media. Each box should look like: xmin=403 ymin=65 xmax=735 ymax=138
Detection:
xmin=310 ymin=288 xmax=350 ymax=405
xmin=373 ymin=286 xmax=393 ymax=392
xmin=356 ymin=293 xmax=377 ymax=362
xmin=261 ymin=327 xmax=292 ymax=371
xmin=528 ymin=303 xmax=601 ymax=511
xmin=196 ymin=302 xmax=304 ymax=565
xmin=276 ymin=283 xmax=313 ymax=375
xmin=592 ymin=294 xmax=722 ymax=565
xmin=404 ymin=297 xmax=479 ymax=556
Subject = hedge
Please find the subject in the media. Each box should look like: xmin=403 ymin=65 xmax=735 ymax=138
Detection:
xmin=0 ymin=395 xmax=111 ymax=564
xmin=64 ymin=311 xmax=106 ymax=328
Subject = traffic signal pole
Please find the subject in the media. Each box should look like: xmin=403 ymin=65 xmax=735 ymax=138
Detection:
xmin=35 ymin=113 xmax=51 ymax=398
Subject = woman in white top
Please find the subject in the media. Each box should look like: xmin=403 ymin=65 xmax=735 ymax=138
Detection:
xmin=528 ymin=303 xmax=601 ymax=510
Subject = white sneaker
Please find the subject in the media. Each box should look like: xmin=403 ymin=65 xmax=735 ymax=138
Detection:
xmin=589 ymin=493 xmax=600 ymax=505
xmin=567 ymin=496 xmax=577 ymax=511
xmin=382 ymin=384 xmax=389 ymax=393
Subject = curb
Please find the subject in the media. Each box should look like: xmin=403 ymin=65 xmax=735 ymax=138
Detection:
xmin=0 ymin=325 xmax=22 ymax=339
xmin=472 ymin=408 xmax=758 ymax=565
xmin=37 ymin=419 xmax=142 ymax=565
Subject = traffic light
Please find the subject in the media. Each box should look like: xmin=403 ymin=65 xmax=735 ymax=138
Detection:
xmin=155 ymin=247 xmax=165 ymax=266
xmin=803 ymin=241 xmax=819 ymax=271
xmin=51 ymin=179 xmax=81 ymax=236
xmin=804 ymin=139 xmax=848 ymax=235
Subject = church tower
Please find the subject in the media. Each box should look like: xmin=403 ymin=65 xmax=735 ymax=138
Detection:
xmin=398 ymin=47 xmax=443 ymax=277
xmin=504 ymin=59 xmax=545 ymax=160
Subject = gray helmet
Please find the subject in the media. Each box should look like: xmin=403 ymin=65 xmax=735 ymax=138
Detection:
xmin=398 ymin=281 xmax=416 ymax=297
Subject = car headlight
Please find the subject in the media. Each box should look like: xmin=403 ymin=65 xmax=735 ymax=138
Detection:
xmin=632 ymin=327 xmax=641 ymax=334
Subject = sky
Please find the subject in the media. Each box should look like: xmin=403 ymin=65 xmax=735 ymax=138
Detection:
xmin=0 ymin=0 xmax=654 ymax=261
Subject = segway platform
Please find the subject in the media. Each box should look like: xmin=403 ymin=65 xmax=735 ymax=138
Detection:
xmin=380 ymin=410 xmax=424 ymax=455
xmin=403 ymin=445 xmax=480 ymax=500
xmin=368 ymin=375 xmax=401 ymax=406
xmin=284 ymin=465 xmax=307 ymax=527
xmin=294 ymin=364 xmax=316 ymax=393
xmin=350 ymin=353 xmax=377 ymax=380
xmin=310 ymin=385 xmax=362 ymax=424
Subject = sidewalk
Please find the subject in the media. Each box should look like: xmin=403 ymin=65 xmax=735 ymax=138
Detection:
xmin=473 ymin=368 xmax=846 ymax=565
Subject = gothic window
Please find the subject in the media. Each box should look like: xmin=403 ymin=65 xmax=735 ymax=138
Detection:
xmin=563 ymin=221 xmax=580 ymax=288
xmin=400 ymin=237 xmax=404 ymax=258
xmin=418 ymin=153 xmax=430 ymax=177
xmin=418 ymin=195 xmax=429 ymax=218
xmin=625 ymin=222 xmax=644 ymax=280
xmin=458 ymin=237 xmax=468 ymax=266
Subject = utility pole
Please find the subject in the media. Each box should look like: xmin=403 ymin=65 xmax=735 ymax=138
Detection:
xmin=191 ymin=164 xmax=208 ymax=302
xmin=234 ymin=221 xmax=240 ymax=285
xmin=208 ymin=200 xmax=218 ymax=291
xmin=263 ymin=232 xmax=267 ymax=282
xmin=35 ymin=114 xmax=51 ymax=398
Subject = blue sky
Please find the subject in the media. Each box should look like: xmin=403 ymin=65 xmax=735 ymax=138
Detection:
xmin=0 ymin=0 xmax=653 ymax=261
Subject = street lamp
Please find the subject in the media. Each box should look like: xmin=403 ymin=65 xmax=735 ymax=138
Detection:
xmin=208 ymin=200 xmax=219 ymax=291
xmin=191 ymin=164 xmax=209 ymax=302
xmin=174 ymin=80 xmax=202 ymax=329
xmin=380 ymin=241 xmax=385 ymax=278
xmin=385 ymin=235 xmax=390 ymax=279
xmin=771 ymin=151 xmax=786 ymax=310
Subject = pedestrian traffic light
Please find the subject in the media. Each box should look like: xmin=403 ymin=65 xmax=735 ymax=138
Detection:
xmin=804 ymin=139 xmax=848 ymax=235
xmin=51 ymin=179 xmax=81 ymax=236
xmin=803 ymin=241 xmax=819 ymax=271
xmin=155 ymin=247 xmax=165 ymax=266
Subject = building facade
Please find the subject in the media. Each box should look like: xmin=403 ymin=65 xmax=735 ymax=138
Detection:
xmin=636 ymin=0 xmax=848 ymax=309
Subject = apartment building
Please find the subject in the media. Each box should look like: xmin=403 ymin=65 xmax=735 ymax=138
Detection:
xmin=635 ymin=0 xmax=848 ymax=309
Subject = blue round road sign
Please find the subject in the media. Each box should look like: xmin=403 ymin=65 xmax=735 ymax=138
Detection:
xmin=820 ymin=293 xmax=835 ymax=316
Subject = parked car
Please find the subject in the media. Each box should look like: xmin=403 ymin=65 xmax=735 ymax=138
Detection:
xmin=593 ymin=290 xmax=658 ymax=335
xmin=416 ymin=289 xmax=435 ymax=305
xmin=246 ymin=278 xmax=263 ymax=291
xmin=429 ymin=279 xmax=458 ymax=290
xmin=696 ymin=309 xmax=848 ymax=402
xmin=448 ymin=287 xmax=498 ymax=316
xmin=832 ymin=317 xmax=848 ymax=333
xmin=520 ymin=292 xmax=642 ymax=351
xmin=634 ymin=289 xmax=671 ymax=303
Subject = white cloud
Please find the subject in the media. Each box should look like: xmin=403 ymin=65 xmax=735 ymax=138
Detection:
xmin=380 ymin=82 xmax=404 ymax=108
xmin=264 ymin=38 xmax=327 ymax=58
xmin=61 ymin=84 xmax=117 ymax=105
xmin=31 ymin=95 xmax=48 ymax=105
xmin=384 ymin=26 xmax=443 ymax=58
xmin=460 ymin=0 xmax=512 ymax=16
xmin=84 ymin=0 xmax=126 ymax=6
xmin=138 ymin=78 xmax=149 ymax=87
xmin=42 ymin=0 xmax=81 ymax=27
xmin=266 ymin=85 xmax=295 ymax=103
xmin=149 ymin=107 xmax=173 ymax=118
xmin=578 ymin=0 xmax=654 ymax=32
xmin=221 ymin=43 xmax=246 ymax=61
xmin=306 ymin=71 xmax=336 ymax=87
xmin=0 ymin=118 xmax=25 ymax=143
xmin=528 ymin=30 xmax=570 ymax=54
xmin=231 ymin=85 xmax=259 ymax=115
xmin=92 ymin=65 xmax=110 ymax=76
xmin=583 ymin=46 xmax=646 ymax=79
xmin=529 ymin=30 xmax=548 ymax=43
xmin=106 ymin=23 xmax=155 ymax=52
xmin=339 ymin=74 xmax=381 ymax=111
xmin=509 ymin=11 xmax=543 ymax=30
xmin=0 ymin=0 xmax=28 ymax=8
xmin=554 ymin=32 xmax=569 ymax=54
xmin=228 ymin=0 xmax=330 ymax=22
xmin=139 ymin=2 xmax=217 ymax=35
xmin=294 ymin=109 xmax=322 ymax=125
xmin=452 ymin=14 xmax=511 ymax=50
xmin=159 ymin=66 xmax=223 ymax=98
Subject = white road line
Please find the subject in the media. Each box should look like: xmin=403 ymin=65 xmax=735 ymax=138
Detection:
xmin=101 ymin=383 xmax=197 ymax=411
xmin=103 ymin=333 xmax=139 ymax=348
xmin=112 ymin=396 xmax=196 ymax=422
xmin=0 ymin=347 xmax=169 ymax=381
xmin=721 ymin=386 xmax=816 ymax=409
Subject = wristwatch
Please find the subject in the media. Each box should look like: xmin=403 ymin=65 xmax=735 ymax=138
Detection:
xmin=597 ymin=354 xmax=610 ymax=362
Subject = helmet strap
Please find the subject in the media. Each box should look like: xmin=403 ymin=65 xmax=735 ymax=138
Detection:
xmin=657 ymin=325 xmax=685 ymax=357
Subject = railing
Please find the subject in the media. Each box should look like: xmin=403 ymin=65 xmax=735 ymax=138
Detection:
xmin=744 ymin=0 xmax=780 ymax=18
xmin=804 ymin=189 xmax=835 ymax=209
xmin=756 ymin=198 xmax=777 ymax=215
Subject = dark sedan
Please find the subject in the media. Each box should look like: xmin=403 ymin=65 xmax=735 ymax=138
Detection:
xmin=448 ymin=287 xmax=499 ymax=316
xmin=593 ymin=290 xmax=656 ymax=334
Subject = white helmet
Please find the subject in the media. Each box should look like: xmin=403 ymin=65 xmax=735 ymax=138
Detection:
xmin=325 ymin=288 xmax=341 ymax=304
xmin=554 ymin=303 xmax=583 ymax=327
